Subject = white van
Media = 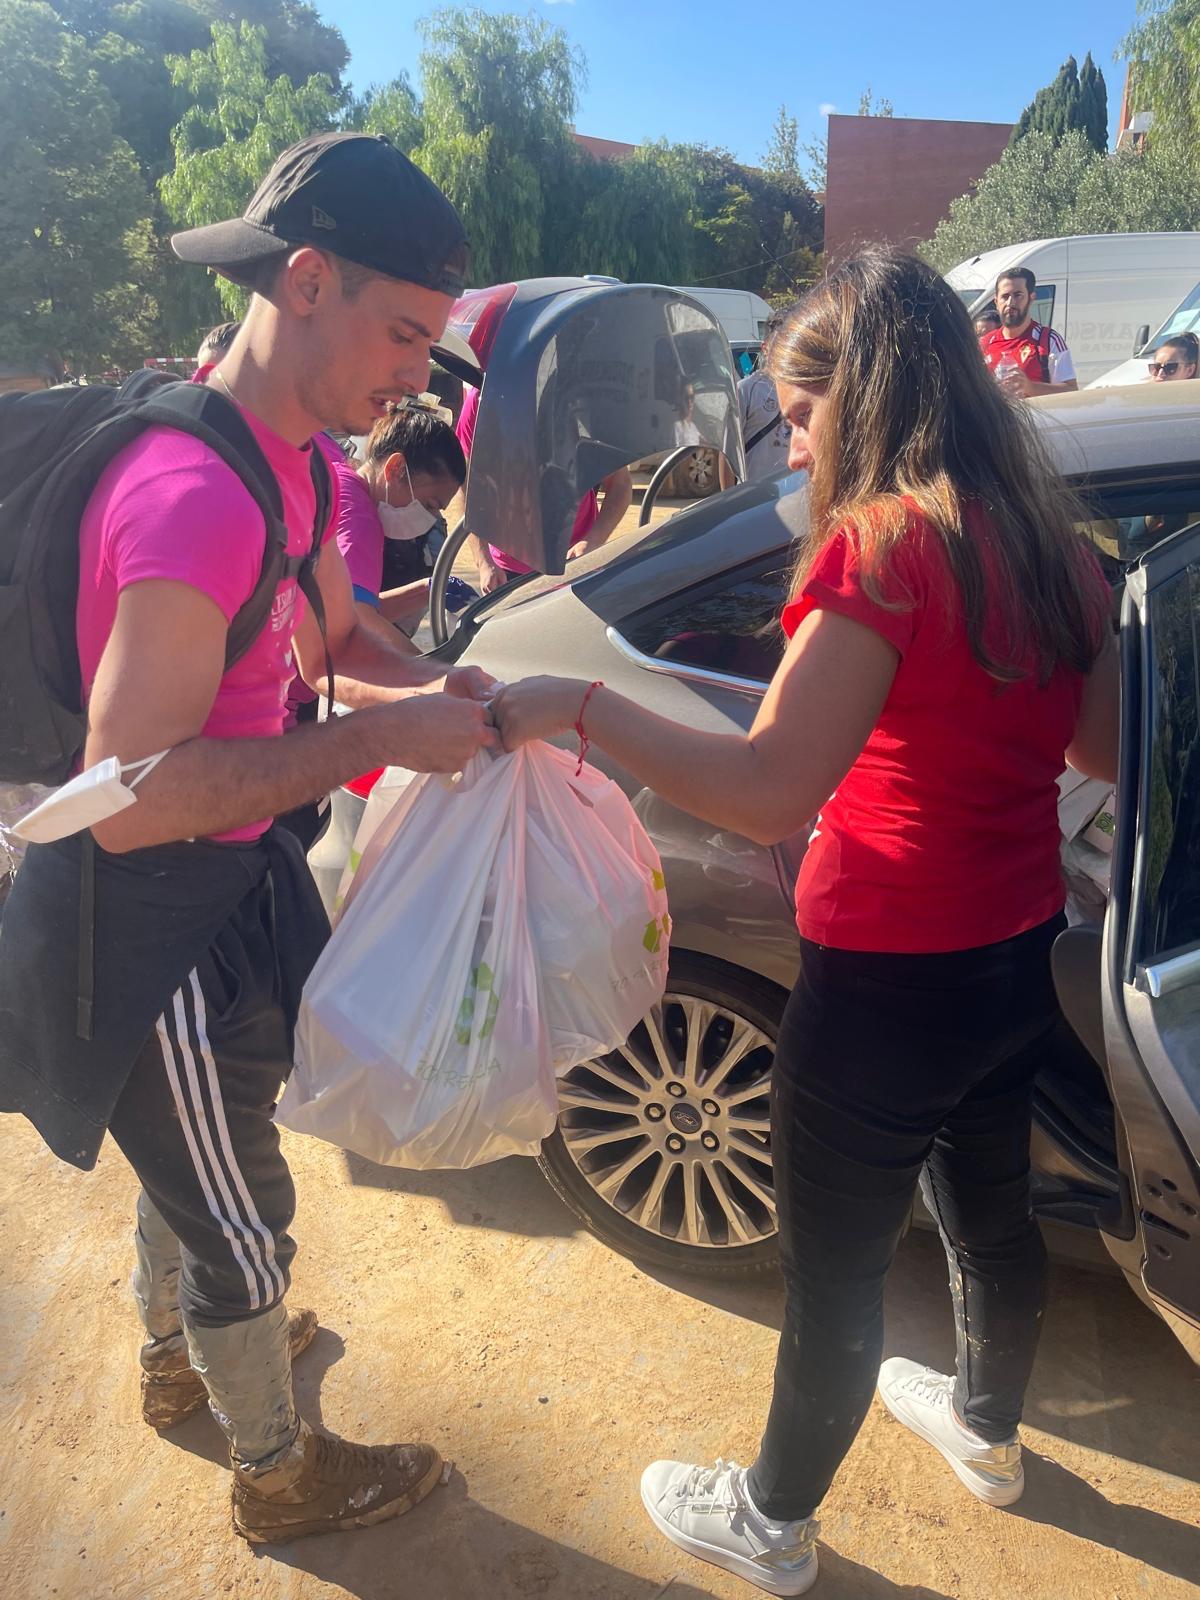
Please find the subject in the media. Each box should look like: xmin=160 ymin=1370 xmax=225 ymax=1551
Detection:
xmin=675 ymin=287 xmax=773 ymax=350
xmin=945 ymin=234 xmax=1200 ymax=386
xmin=1089 ymin=278 xmax=1200 ymax=386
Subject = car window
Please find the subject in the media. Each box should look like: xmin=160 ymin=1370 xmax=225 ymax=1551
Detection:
xmin=619 ymin=556 xmax=792 ymax=685
xmin=1077 ymin=484 xmax=1200 ymax=584
xmin=1140 ymin=560 xmax=1200 ymax=962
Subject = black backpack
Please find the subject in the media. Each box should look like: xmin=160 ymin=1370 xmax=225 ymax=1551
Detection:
xmin=0 ymin=368 xmax=333 ymax=785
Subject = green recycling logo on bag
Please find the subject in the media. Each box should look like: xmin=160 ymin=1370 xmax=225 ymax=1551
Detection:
xmin=455 ymin=962 xmax=501 ymax=1046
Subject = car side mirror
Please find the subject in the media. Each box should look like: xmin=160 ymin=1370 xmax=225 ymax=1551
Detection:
xmin=1134 ymin=324 xmax=1151 ymax=356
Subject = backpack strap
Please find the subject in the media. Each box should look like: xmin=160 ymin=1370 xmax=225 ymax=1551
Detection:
xmin=127 ymin=384 xmax=290 ymax=671
xmin=745 ymin=411 xmax=783 ymax=455
xmin=1037 ymin=323 xmax=1053 ymax=384
xmin=295 ymin=446 xmax=336 ymax=709
xmin=130 ymin=388 xmax=338 ymax=696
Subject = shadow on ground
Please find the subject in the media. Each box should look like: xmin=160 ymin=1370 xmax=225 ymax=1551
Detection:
xmin=263 ymin=1469 xmax=956 ymax=1600
xmin=343 ymin=1150 xmax=579 ymax=1241
xmin=343 ymin=1149 xmax=1200 ymax=1565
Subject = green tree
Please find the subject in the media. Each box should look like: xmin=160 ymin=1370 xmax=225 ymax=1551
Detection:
xmin=415 ymin=7 xmax=583 ymax=285
xmin=762 ymin=104 xmax=800 ymax=175
xmin=347 ymin=74 xmax=422 ymax=155
xmin=684 ymin=145 xmax=821 ymax=297
xmin=0 ymin=0 xmax=156 ymax=372
xmin=1121 ymin=0 xmax=1200 ymax=159
xmin=52 ymin=0 xmax=348 ymax=90
xmin=1011 ymin=53 xmax=1108 ymax=152
xmin=925 ymin=129 xmax=1200 ymax=271
xmin=159 ymin=19 xmax=341 ymax=320
xmin=1078 ymin=52 xmax=1109 ymax=153
xmin=561 ymin=140 xmax=699 ymax=283
xmin=857 ymin=85 xmax=894 ymax=116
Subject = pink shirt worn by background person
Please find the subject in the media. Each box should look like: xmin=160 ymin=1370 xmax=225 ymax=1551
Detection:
xmin=332 ymin=456 xmax=386 ymax=600
xmin=77 ymin=376 xmax=338 ymax=841
xmin=456 ymin=385 xmax=597 ymax=574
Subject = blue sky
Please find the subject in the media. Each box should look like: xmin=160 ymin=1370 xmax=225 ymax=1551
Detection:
xmin=334 ymin=0 xmax=1138 ymax=165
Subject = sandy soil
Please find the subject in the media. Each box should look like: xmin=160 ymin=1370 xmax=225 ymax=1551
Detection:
xmin=1 ymin=1114 xmax=1198 ymax=1600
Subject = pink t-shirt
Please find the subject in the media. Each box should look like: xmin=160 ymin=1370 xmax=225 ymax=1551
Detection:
xmin=456 ymin=385 xmax=597 ymax=574
xmin=77 ymin=384 xmax=338 ymax=841
xmin=333 ymin=458 xmax=385 ymax=601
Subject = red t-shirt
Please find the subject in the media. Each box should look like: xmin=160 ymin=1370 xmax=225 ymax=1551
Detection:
xmin=782 ymin=506 xmax=1099 ymax=953
xmin=980 ymin=323 xmax=1072 ymax=384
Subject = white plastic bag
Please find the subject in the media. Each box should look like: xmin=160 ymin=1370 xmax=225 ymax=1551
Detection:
xmin=277 ymin=744 xmax=669 ymax=1169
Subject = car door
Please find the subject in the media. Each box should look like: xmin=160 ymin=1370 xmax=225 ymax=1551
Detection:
xmin=1101 ymin=520 xmax=1200 ymax=1361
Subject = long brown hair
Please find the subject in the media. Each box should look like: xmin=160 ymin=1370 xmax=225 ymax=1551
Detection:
xmin=770 ymin=249 xmax=1107 ymax=682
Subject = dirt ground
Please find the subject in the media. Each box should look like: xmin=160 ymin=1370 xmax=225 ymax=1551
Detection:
xmin=2 ymin=1114 xmax=1199 ymax=1600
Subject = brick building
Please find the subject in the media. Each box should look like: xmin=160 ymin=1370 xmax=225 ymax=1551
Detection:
xmin=823 ymin=113 xmax=1013 ymax=261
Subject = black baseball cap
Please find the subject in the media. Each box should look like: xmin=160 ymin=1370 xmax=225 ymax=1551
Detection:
xmin=171 ymin=132 xmax=468 ymax=296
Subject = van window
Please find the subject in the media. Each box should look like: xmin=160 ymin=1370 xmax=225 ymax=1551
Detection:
xmin=1032 ymin=283 xmax=1057 ymax=328
xmin=1152 ymin=281 xmax=1200 ymax=346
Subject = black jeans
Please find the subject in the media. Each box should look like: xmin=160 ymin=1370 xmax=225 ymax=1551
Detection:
xmin=746 ymin=915 xmax=1063 ymax=1521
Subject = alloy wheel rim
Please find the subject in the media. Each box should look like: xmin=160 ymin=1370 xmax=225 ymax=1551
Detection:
xmin=556 ymin=993 xmax=777 ymax=1249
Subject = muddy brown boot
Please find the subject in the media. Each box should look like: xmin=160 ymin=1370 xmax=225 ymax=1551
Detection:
xmin=232 ymin=1419 xmax=444 ymax=1544
xmin=140 ymin=1309 xmax=319 ymax=1431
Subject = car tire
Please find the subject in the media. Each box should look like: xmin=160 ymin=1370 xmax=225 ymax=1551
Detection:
xmin=537 ymin=953 xmax=785 ymax=1278
xmin=664 ymin=446 xmax=720 ymax=499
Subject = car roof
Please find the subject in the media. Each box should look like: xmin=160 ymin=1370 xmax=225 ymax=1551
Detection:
xmin=1029 ymin=381 xmax=1200 ymax=482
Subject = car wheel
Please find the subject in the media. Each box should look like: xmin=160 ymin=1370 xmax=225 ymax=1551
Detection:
xmin=537 ymin=954 xmax=784 ymax=1277
xmin=665 ymin=446 xmax=719 ymax=499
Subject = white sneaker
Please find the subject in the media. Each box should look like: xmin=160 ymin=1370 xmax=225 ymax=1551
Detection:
xmin=878 ymin=1358 xmax=1024 ymax=1507
xmin=640 ymin=1458 xmax=819 ymax=1596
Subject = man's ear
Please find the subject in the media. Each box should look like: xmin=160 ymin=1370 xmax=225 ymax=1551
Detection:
xmin=280 ymin=246 xmax=333 ymax=314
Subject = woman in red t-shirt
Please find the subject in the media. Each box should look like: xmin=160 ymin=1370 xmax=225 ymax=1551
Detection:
xmin=494 ymin=249 xmax=1117 ymax=1594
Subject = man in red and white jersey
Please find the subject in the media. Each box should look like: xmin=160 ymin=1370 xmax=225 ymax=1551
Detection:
xmin=979 ymin=267 xmax=1078 ymax=398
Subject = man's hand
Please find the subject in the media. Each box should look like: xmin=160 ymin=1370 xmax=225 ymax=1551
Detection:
xmin=566 ymin=540 xmax=589 ymax=562
xmin=445 ymin=664 xmax=498 ymax=701
xmin=1000 ymin=367 xmax=1036 ymax=399
xmin=360 ymin=693 xmax=500 ymax=773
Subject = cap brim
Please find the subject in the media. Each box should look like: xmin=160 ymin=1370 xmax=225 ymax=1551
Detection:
xmin=430 ymin=327 xmax=483 ymax=388
xmin=171 ymin=218 xmax=291 ymax=286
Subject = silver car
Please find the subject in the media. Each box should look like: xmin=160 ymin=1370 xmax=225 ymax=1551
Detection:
xmin=312 ymin=283 xmax=1200 ymax=1367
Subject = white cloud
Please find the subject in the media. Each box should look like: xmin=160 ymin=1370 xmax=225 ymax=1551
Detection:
xmin=819 ymin=102 xmax=837 ymax=116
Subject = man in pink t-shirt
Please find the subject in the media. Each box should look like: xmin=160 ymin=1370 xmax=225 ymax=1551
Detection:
xmin=0 ymin=133 xmax=498 ymax=1545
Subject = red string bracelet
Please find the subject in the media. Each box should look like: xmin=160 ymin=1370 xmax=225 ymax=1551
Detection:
xmin=574 ymin=680 xmax=604 ymax=775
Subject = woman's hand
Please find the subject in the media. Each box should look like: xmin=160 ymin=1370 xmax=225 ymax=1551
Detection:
xmin=492 ymin=676 xmax=588 ymax=751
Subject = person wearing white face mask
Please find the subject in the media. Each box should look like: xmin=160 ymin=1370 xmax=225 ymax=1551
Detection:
xmin=339 ymin=399 xmax=466 ymax=635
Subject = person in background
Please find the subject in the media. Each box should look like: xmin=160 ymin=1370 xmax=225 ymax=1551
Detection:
xmin=493 ymin=248 xmax=1116 ymax=1596
xmin=980 ymin=268 xmax=1077 ymax=397
xmin=1148 ymin=331 xmax=1198 ymax=381
xmin=337 ymin=400 xmax=466 ymax=634
xmin=195 ymin=319 xmax=241 ymax=368
xmin=720 ymin=313 xmax=793 ymax=489
xmin=973 ymin=307 xmax=1001 ymax=339
xmin=455 ymin=381 xmax=632 ymax=593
